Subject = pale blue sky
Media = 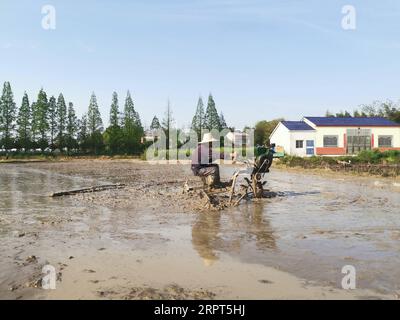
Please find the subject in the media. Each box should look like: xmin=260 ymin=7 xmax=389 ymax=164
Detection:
xmin=1 ymin=0 xmax=400 ymax=129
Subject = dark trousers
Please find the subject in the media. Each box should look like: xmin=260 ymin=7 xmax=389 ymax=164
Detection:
xmin=192 ymin=164 xmax=220 ymax=184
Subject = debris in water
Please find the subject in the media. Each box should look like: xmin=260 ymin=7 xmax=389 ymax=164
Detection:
xmin=51 ymin=184 xmax=126 ymax=197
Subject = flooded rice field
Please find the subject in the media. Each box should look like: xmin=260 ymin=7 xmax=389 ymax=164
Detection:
xmin=0 ymin=160 xmax=399 ymax=299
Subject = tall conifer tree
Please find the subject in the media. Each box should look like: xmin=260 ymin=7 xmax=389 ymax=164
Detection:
xmin=150 ymin=116 xmax=161 ymax=130
xmin=109 ymin=91 xmax=119 ymax=128
xmin=56 ymin=93 xmax=67 ymax=150
xmin=87 ymin=93 xmax=103 ymax=154
xmin=32 ymin=89 xmax=49 ymax=151
xmin=105 ymin=92 xmax=123 ymax=154
xmin=0 ymin=81 xmax=17 ymax=151
xmin=16 ymin=92 xmax=31 ymax=151
xmin=66 ymin=102 xmax=78 ymax=152
xmin=191 ymin=97 xmax=205 ymax=141
xmin=204 ymin=94 xmax=221 ymax=131
xmin=48 ymin=96 xmax=57 ymax=150
xmin=123 ymin=91 xmax=143 ymax=154
xmin=219 ymin=112 xmax=227 ymax=129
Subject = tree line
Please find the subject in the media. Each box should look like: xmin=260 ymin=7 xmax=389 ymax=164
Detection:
xmin=0 ymin=81 xmax=230 ymax=156
xmin=190 ymin=94 xmax=228 ymax=141
xmin=325 ymin=100 xmax=400 ymax=123
xmin=4 ymin=79 xmax=399 ymax=156
xmin=147 ymin=93 xmax=229 ymax=146
xmin=0 ymin=81 xmax=144 ymax=154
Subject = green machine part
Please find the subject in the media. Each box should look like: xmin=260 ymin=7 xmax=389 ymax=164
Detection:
xmin=254 ymin=146 xmax=268 ymax=157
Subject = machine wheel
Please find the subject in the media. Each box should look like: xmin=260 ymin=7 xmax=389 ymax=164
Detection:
xmin=255 ymin=181 xmax=264 ymax=198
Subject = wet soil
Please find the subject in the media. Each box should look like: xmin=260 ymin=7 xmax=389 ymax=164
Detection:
xmin=0 ymin=159 xmax=399 ymax=299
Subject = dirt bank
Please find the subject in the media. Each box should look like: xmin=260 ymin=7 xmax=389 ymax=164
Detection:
xmin=274 ymin=161 xmax=400 ymax=178
xmin=0 ymin=159 xmax=399 ymax=299
xmin=273 ymin=163 xmax=400 ymax=188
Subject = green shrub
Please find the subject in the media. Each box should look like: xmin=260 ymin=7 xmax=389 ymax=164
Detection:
xmin=278 ymin=150 xmax=400 ymax=168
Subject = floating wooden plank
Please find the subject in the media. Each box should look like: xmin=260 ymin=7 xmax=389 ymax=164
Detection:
xmin=51 ymin=184 xmax=126 ymax=197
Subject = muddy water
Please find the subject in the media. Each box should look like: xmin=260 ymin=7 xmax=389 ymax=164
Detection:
xmin=219 ymin=168 xmax=400 ymax=293
xmin=0 ymin=163 xmax=399 ymax=298
xmin=0 ymin=165 xmax=108 ymax=296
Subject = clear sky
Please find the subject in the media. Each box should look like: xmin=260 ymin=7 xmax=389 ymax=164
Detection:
xmin=1 ymin=0 xmax=400 ymax=129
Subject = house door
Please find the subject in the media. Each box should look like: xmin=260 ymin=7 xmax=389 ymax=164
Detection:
xmin=346 ymin=129 xmax=371 ymax=154
xmin=306 ymin=140 xmax=315 ymax=155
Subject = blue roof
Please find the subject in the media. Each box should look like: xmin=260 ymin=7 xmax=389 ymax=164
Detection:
xmin=281 ymin=121 xmax=314 ymax=131
xmin=304 ymin=117 xmax=400 ymax=127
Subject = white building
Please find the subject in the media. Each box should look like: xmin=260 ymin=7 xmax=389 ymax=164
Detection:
xmin=270 ymin=117 xmax=400 ymax=157
xmin=143 ymin=129 xmax=161 ymax=142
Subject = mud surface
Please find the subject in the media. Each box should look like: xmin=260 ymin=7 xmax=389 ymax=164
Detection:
xmin=0 ymin=160 xmax=399 ymax=299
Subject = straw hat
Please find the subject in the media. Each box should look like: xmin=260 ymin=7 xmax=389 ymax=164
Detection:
xmin=199 ymin=132 xmax=218 ymax=144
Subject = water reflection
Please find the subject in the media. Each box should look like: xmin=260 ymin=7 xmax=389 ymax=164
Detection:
xmin=0 ymin=169 xmax=15 ymax=212
xmin=191 ymin=201 xmax=276 ymax=265
xmin=191 ymin=212 xmax=222 ymax=266
xmin=0 ymin=165 xmax=94 ymax=226
xmin=246 ymin=202 xmax=276 ymax=251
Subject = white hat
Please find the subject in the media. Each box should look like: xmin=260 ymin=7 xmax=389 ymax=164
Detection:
xmin=200 ymin=133 xmax=218 ymax=144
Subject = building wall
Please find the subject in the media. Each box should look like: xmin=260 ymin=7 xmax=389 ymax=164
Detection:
xmin=270 ymin=123 xmax=291 ymax=154
xmin=271 ymin=121 xmax=400 ymax=157
xmin=315 ymin=126 xmax=400 ymax=155
xmin=371 ymin=127 xmax=400 ymax=150
xmin=289 ymin=131 xmax=316 ymax=156
xmin=270 ymin=123 xmax=317 ymax=157
xmin=314 ymin=127 xmax=346 ymax=155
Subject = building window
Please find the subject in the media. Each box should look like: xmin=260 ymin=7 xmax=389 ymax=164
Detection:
xmin=296 ymin=140 xmax=304 ymax=148
xmin=323 ymin=135 xmax=338 ymax=147
xmin=378 ymin=135 xmax=393 ymax=148
xmin=306 ymin=148 xmax=315 ymax=155
xmin=306 ymin=140 xmax=315 ymax=155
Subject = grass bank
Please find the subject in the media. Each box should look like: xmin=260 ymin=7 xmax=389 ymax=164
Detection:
xmin=0 ymin=153 xmax=141 ymax=163
xmin=276 ymin=150 xmax=400 ymax=177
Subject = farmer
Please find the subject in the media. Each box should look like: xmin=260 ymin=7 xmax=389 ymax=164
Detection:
xmin=191 ymin=133 xmax=221 ymax=187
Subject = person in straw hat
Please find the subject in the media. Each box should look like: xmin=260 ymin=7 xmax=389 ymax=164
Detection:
xmin=191 ymin=132 xmax=221 ymax=188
